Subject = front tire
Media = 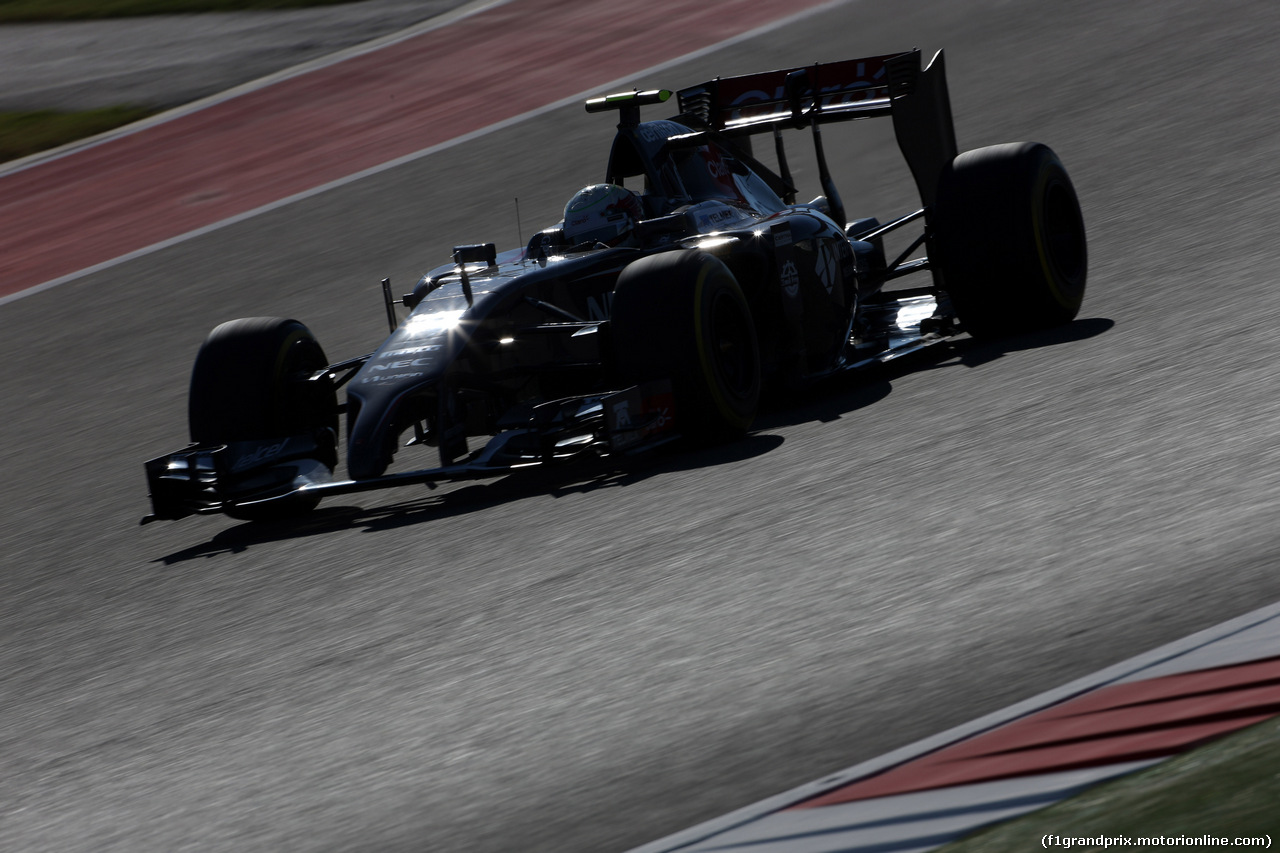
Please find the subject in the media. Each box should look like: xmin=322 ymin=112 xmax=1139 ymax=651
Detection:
xmin=188 ymin=317 xmax=336 ymax=520
xmin=931 ymin=142 xmax=1088 ymax=338
xmin=611 ymin=251 xmax=760 ymax=442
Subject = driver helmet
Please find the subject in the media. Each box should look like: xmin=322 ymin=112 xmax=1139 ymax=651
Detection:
xmin=562 ymin=184 xmax=642 ymax=247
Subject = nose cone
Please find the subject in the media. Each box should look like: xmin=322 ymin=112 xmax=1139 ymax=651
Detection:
xmin=343 ymin=300 xmax=475 ymax=479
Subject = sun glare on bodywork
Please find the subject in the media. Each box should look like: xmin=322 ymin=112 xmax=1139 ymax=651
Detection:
xmin=405 ymin=309 xmax=466 ymax=335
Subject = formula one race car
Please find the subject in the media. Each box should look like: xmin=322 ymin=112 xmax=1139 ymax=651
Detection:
xmin=143 ymin=49 xmax=1087 ymax=523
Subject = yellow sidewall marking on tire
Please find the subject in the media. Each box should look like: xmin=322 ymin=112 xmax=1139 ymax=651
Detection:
xmin=273 ymin=329 xmax=309 ymax=384
xmin=1032 ymin=165 xmax=1074 ymax=311
xmin=693 ymin=262 xmax=749 ymax=429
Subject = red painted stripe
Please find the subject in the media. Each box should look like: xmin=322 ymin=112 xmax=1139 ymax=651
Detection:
xmin=0 ymin=0 xmax=833 ymax=299
xmin=792 ymin=655 xmax=1280 ymax=807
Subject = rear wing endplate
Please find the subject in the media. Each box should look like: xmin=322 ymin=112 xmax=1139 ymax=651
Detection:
xmin=676 ymin=49 xmax=958 ymax=209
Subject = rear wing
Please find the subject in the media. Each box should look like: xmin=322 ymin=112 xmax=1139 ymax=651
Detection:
xmin=675 ymin=49 xmax=958 ymax=211
xmin=676 ymin=52 xmax=903 ymax=131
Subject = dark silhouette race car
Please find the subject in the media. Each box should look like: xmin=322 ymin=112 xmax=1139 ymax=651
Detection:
xmin=143 ymin=49 xmax=1087 ymax=523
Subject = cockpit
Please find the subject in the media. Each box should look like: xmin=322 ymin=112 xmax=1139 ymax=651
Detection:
xmin=529 ymin=117 xmax=794 ymax=257
xmin=603 ymin=120 xmax=788 ymax=218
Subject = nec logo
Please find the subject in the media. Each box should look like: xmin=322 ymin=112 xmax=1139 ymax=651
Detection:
xmin=372 ymin=356 xmax=435 ymax=369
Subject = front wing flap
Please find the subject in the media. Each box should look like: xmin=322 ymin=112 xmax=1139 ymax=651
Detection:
xmin=141 ymin=382 xmax=676 ymax=522
xmin=142 ymin=431 xmax=337 ymax=522
xmin=297 ymin=380 xmax=677 ymax=498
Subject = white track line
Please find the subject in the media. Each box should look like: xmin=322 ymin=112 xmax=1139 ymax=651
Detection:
xmin=0 ymin=0 xmax=516 ymax=179
xmin=626 ymin=599 xmax=1280 ymax=852
xmin=0 ymin=0 xmax=852 ymax=309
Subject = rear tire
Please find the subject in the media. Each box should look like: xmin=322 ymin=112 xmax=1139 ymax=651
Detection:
xmin=611 ymin=251 xmax=760 ymax=442
xmin=932 ymin=142 xmax=1087 ymax=338
xmin=188 ymin=317 xmax=336 ymax=520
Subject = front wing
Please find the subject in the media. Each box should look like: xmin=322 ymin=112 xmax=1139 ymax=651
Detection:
xmin=141 ymin=381 xmax=677 ymax=523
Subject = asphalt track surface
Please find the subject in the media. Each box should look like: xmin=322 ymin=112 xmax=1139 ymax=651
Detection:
xmin=2 ymin=1 xmax=1279 ymax=851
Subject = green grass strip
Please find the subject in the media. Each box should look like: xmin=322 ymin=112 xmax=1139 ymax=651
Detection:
xmin=0 ymin=0 xmax=371 ymax=22
xmin=0 ymin=106 xmax=156 ymax=163
xmin=940 ymin=714 xmax=1280 ymax=852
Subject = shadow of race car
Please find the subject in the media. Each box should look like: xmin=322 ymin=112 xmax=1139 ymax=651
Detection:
xmin=143 ymin=49 xmax=1087 ymax=523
